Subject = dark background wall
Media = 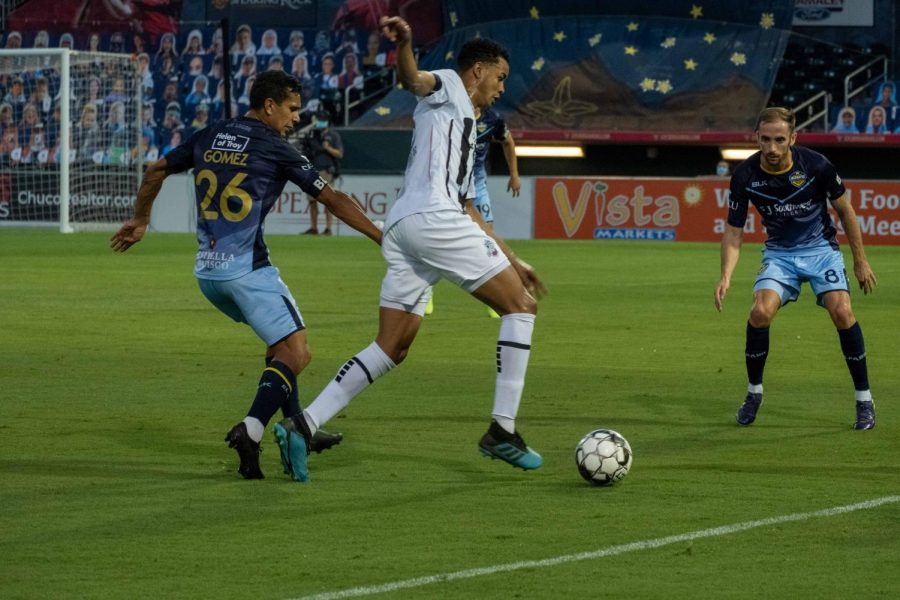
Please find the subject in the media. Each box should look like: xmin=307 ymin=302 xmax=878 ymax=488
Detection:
xmin=339 ymin=128 xmax=900 ymax=179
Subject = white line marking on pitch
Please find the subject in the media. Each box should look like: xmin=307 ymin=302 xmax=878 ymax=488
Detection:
xmin=288 ymin=495 xmax=900 ymax=600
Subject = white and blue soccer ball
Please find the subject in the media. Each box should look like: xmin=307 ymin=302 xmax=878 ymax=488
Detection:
xmin=575 ymin=429 xmax=632 ymax=486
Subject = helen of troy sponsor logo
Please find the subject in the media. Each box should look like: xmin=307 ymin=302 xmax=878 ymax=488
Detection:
xmin=205 ymin=133 xmax=250 ymax=166
xmin=211 ymin=133 xmax=250 ymax=152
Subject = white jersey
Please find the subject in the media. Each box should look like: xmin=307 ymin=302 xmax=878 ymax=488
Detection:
xmin=384 ymin=69 xmax=476 ymax=231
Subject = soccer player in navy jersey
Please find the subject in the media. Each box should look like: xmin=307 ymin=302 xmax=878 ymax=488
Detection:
xmin=111 ymin=70 xmax=384 ymax=479
xmin=273 ymin=16 xmax=546 ymax=482
xmin=714 ymin=107 xmax=878 ymax=430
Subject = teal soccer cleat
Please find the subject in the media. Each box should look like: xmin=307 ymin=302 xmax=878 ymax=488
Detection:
xmin=273 ymin=415 xmax=311 ymax=482
xmin=478 ymin=420 xmax=543 ymax=471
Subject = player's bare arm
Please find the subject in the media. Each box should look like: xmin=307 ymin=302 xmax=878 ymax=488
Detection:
xmin=831 ymin=194 xmax=877 ymax=294
xmin=501 ymin=134 xmax=520 ymax=197
xmin=316 ymin=186 xmax=383 ymax=244
xmin=715 ymin=224 xmax=744 ymax=311
xmin=379 ymin=16 xmax=436 ymax=96
xmin=110 ymin=157 xmax=169 ymax=252
xmin=464 ymin=199 xmax=546 ymax=298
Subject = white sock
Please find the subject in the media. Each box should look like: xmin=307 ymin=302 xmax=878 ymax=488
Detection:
xmin=242 ymin=416 xmax=265 ymax=443
xmin=304 ymin=342 xmax=396 ymax=435
xmin=748 ymin=383 xmax=763 ymax=395
xmin=855 ymin=390 xmax=873 ymax=402
xmin=492 ymin=313 xmax=535 ymax=434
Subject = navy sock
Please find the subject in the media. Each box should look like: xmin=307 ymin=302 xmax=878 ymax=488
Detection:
xmin=266 ymin=357 xmax=300 ymax=418
xmin=745 ymin=322 xmax=769 ymax=386
xmin=248 ymin=360 xmax=295 ymax=427
xmin=838 ymin=322 xmax=869 ymax=391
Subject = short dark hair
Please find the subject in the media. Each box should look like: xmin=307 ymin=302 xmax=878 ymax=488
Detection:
xmin=457 ymin=38 xmax=509 ymax=71
xmin=249 ymin=70 xmax=302 ymax=110
xmin=755 ymin=107 xmax=795 ymax=133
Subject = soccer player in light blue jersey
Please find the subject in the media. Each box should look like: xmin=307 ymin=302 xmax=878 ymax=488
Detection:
xmin=111 ymin=70 xmax=383 ymax=479
xmin=714 ymin=107 xmax=878 ymax=430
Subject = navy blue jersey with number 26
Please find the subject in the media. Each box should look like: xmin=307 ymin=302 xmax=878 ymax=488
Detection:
xmin=164 ymin=116 xmax=326 ymax=280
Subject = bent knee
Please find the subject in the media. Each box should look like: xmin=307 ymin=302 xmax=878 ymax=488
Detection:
xmin=749 ymin=306 xmax=775 ymax=328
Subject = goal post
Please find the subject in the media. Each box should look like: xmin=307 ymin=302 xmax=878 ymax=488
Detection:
xmin=0 ymin=48 xmax=142 ymax=232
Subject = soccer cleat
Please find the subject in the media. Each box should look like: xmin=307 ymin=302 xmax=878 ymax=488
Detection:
xmin=321 ymin=228 xmax=333 ymax=236
xmin=853 ymin=400 xmax=876 ymax=430
xmin=424 ymin=296 xmax=434 ymax=315
xmin=225 ymin=423 xmax=264 ymax=480
xmin=478 ymin=420 xmax=543 ymax=470
xmin=736 ymin=392 xmax=763 ymax=426
xmin=302 ymin=227 xmax=318 ymax=235
xmin=273 ymin=415 xmax=311 ymax=482
xmin=309 ymin=428 xmax=343 ymax=453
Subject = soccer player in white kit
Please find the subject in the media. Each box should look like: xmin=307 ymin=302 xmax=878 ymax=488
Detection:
xmin=274 ymin=15 xmax=547 ymax=481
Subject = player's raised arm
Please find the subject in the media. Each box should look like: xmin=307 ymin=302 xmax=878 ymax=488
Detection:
xmin=110 ymin=157 xmax=169 ymax=252
xmin=379 ymin=16 xmax=436 ymax=97
xmin=715 ymin=224 xmax=744 ymax=311
xmin=315 ymin=185 xmax=383 ymax=245
xmin=831 ymin=193 xmax=877 ymax=294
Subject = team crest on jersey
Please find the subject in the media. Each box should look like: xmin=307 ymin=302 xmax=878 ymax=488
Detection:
xmin=789 ymin=170 xmax=807 ymax=187
xmin=477 ymin=122 xmax=487 ymax=134
xmin=484 ymin=238 xmax=499 ymax=257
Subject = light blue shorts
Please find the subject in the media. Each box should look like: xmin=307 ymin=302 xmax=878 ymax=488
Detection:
xmin=754 ymin=250 xmax=849 ymax=307
xmin=471 ymin=177 xmax=493 ymax=223
xmin=197 ymin=266 xmax=305 ymax=346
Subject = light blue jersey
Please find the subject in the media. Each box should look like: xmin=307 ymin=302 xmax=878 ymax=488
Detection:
xmin=471 ymin=109 xmax=509 ymax=223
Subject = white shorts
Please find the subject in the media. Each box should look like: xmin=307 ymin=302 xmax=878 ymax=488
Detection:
xmin=380 ymin=210 xmax=510 ymax=316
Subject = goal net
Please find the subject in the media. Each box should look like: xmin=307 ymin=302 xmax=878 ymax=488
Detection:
xmin=0 ymin=49 xmax=142 ymax=232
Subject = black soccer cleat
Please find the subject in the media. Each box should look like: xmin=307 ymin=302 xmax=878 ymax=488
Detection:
xmin=225 ymin=422 xmax=264 ymax=479
xmin=736 ymin=392 xmax=763 ymax=426
xmin=309 ymin=428 xmax=343 ymax=454
xmin=853 ymin=400 xmax=876 ymax=430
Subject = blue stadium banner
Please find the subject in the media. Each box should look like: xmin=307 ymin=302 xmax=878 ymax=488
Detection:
xmin=206 ymin=0 xmax=317 ymax=28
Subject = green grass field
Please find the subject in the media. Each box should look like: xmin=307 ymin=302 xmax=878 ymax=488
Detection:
xmin=1 ymin=230 xmax=898 ymax=599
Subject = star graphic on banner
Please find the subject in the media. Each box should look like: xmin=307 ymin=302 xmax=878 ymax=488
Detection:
xmin=445 ymin=50 xmax=454 ymax=61
xmin=624 ymin=46 xmax=638 ymax=56
xmin=690 ymin=5 xmax=703 ymax=19
xmin=553 ymin=31 xmax=567 ymax=42
xmin=730 ymin=52 xmax=747 ymax=66
xmin=760 ymin=13 xmax=775 ymax=29
xmin=588 ymin=33 xmax=602 ymax=47
xmin=532 ymin=57 xmax=546 ymax=71
xmin=640 ymin=78 xmax=656 ymax=92
xmin=522 ymin=76 xmax=598 ymax=127
xmin=684 ymin=58 xmax=698 ymax=70
xmin=661 ymin=37 xmax=677 ymax=49
xmin=656 ymin=80 xmax=673 ymax=94
xmin=449 ymin=11 xmax=458 ymax=27
xmin=626 ymin=22 xmax=639 ymax=32
xmin=375 ymin=106 xmax=391 ymax=116
xmin=530 ymin=5 xmax=539 ymax=19
xmin=703 ymin=32 xmax=717 ymax=44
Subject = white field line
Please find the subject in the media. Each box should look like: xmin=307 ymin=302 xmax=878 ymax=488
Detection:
xmin=287 ymin=495 xmax=900 ymax=600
